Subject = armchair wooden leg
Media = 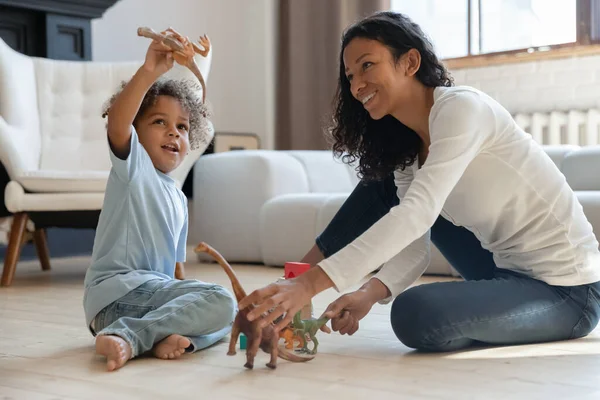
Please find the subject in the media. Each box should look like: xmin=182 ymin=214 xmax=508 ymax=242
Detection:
xmin=1 ymin=213 xmax=29 ymax=287
xmin=33 ymin=229 xmax=51 ymax=271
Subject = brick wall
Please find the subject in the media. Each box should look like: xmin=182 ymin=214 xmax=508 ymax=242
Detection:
xmin=448 ymin=54 xmax=600 ymax=115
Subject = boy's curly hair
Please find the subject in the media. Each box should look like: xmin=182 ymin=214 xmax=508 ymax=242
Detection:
xmin=102 ymin=78 xmax=211 ymax=150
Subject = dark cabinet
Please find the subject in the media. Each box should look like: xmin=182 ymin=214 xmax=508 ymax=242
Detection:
xmin=0 ymin=0 xmax=118 ymax=60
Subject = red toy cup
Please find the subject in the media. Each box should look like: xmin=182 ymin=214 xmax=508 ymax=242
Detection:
xmin=284 ymin=262 xmax=310 ymax=279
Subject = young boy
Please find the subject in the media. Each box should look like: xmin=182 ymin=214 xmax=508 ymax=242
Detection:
xmin=83 ymin=35 xmax=236 ymax=372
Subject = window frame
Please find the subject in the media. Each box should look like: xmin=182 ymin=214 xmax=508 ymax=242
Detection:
xmin=440 ymin=0 xmax=600 ymax=68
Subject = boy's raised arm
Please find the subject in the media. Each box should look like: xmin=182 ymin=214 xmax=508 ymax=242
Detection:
xmin=107 ymin=40 xmax=175 ymax=159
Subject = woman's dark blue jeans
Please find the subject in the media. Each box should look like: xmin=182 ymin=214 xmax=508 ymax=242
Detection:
xmin=315 ymin=174 xmax=600 ymax=352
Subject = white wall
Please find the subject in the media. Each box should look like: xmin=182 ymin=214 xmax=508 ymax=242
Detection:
xmin=91 ymin=1 xmax=600 ymax=149
xmin=449 ymin=54 xmax=600 ymax=114
xmin=91 ymin=0 xmax=276 ymax=149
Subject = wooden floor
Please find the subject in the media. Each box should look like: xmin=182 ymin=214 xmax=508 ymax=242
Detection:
xmin=1 ymin=249 xmax=600 ymax=400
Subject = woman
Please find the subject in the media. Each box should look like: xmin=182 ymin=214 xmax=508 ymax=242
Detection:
xmin=240 ymin=11 xmax=600 ymax=351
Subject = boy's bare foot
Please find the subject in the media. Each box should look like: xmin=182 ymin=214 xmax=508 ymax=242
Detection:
xmin=95 ymin=335 xmax=132 ymax=372
xmin=152 ymin=334 xmax=191 ymax=360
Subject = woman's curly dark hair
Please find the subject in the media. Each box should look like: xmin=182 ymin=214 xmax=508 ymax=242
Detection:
xmin=102 ymin=78 xmax=211 ymax=150
xmin=329 ymin=11 xmax=453 ymax=181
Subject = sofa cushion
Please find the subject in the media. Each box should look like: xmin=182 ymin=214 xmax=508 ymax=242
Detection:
xmin=193 ymin=150 xmax=311 ymax=263
xmin=17 ymin=170 xmax=108 ymax=193
xmin=576 ymin=191 xmax=600 ymax=240
xmin=561 ymin=146 xmax=600 ymax=190
xmin=285 ymin=151 xmax=359 ymax=193
xmin=259 ymin=191 xmax=458 ymax=275
xmin=541 ymin=144 xmax=580 ymax=168
xmin=32 ymin=56 xmax=211 ymax=174
xmin=315 ymin=194 xmax=349 ymax=234
xmin=5 ymin=181 xmax=105 ymax=213
xmin=260 ymin=193 xmax=336 ymax=266
xmin=33 ymin=58 xmax=138 ymax=173
xmin=0 ymin=39 xmax=42 ymax=177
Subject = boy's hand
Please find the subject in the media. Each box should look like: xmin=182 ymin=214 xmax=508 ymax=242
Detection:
xmin=162 ymin=28 xmax=194 ymax=67
xmin=142 ymin=35 xmax=175 ymax=78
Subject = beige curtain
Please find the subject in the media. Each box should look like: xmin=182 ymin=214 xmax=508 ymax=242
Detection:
xmin=276 ymin=0 xmax=390 ymax=150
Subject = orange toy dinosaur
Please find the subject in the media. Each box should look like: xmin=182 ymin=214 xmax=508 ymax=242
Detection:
xmin=280 ymin=326 xmax=306 ymax=350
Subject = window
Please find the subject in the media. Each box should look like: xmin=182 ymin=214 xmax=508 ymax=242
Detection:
xmin=390 ymin=0 xmax=599 ymax=60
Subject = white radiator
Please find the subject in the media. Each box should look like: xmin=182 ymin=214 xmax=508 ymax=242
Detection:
xmin=514 ymin=109 xmax=600 ymax=146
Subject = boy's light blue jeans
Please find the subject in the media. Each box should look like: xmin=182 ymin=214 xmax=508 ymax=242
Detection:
xmin=91 ymin=279 xmax=237 ymax=357
xmin=316 ymin=174 xmax=600 ymax=352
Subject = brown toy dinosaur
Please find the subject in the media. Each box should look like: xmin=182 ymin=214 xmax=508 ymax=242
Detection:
xmin=137 ymin=26 xmax=210 ymax=103
xmin=194 ymin=242 xmax=314 ymax=369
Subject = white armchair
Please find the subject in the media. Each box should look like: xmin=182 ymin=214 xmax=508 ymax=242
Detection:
xmin=0 ymin=38 xmax=214 ymax=286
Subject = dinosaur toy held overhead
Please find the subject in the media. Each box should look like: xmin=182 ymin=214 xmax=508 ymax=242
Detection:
xmin=137 ymin=26 xmax=210 ymax=103
xmin=194 ymin=242 xmax=315 ymax=369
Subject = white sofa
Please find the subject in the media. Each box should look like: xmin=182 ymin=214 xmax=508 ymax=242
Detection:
xmin=191 ymin=146 xmax=600 ymax=276
xmin=0 ymin=37 xmax=214 ymax=286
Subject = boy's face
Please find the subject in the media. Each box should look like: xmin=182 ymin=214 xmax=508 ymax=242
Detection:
xmin=136 ymin=95 xmax=191 ymax=174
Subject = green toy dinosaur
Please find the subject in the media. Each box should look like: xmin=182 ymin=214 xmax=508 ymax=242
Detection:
xmin=291 ymin=310 xmax=329 ymax=355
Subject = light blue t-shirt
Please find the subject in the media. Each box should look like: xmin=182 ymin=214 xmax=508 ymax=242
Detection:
xmin=83 ymin=126 xmax=188 ymax=328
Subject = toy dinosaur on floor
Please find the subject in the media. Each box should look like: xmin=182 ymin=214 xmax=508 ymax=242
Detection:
xmin=137 ymin=26 xmax=210 ymax=103
xmin=194 ymin=242 xmax=314 ymax=369
xmin=280 ymin=325 xmax=305 ymax=350
xmin=290 ymin=310 xmax=329 ymax=355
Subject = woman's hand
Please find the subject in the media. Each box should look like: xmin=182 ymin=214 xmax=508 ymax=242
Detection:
xmin=238 ymin=266 xmax=334 ymax=332
xmin=321 ymin=278 xmax=391 ymax=335
xmin=322 ymin=291 xmax=375 ymax=335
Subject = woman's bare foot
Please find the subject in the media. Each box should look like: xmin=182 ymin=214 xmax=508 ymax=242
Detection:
xmin=95 ymin=335 xmax=132 ymax=371
xmin=152 ymin=334 xmax=191 ymax=360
